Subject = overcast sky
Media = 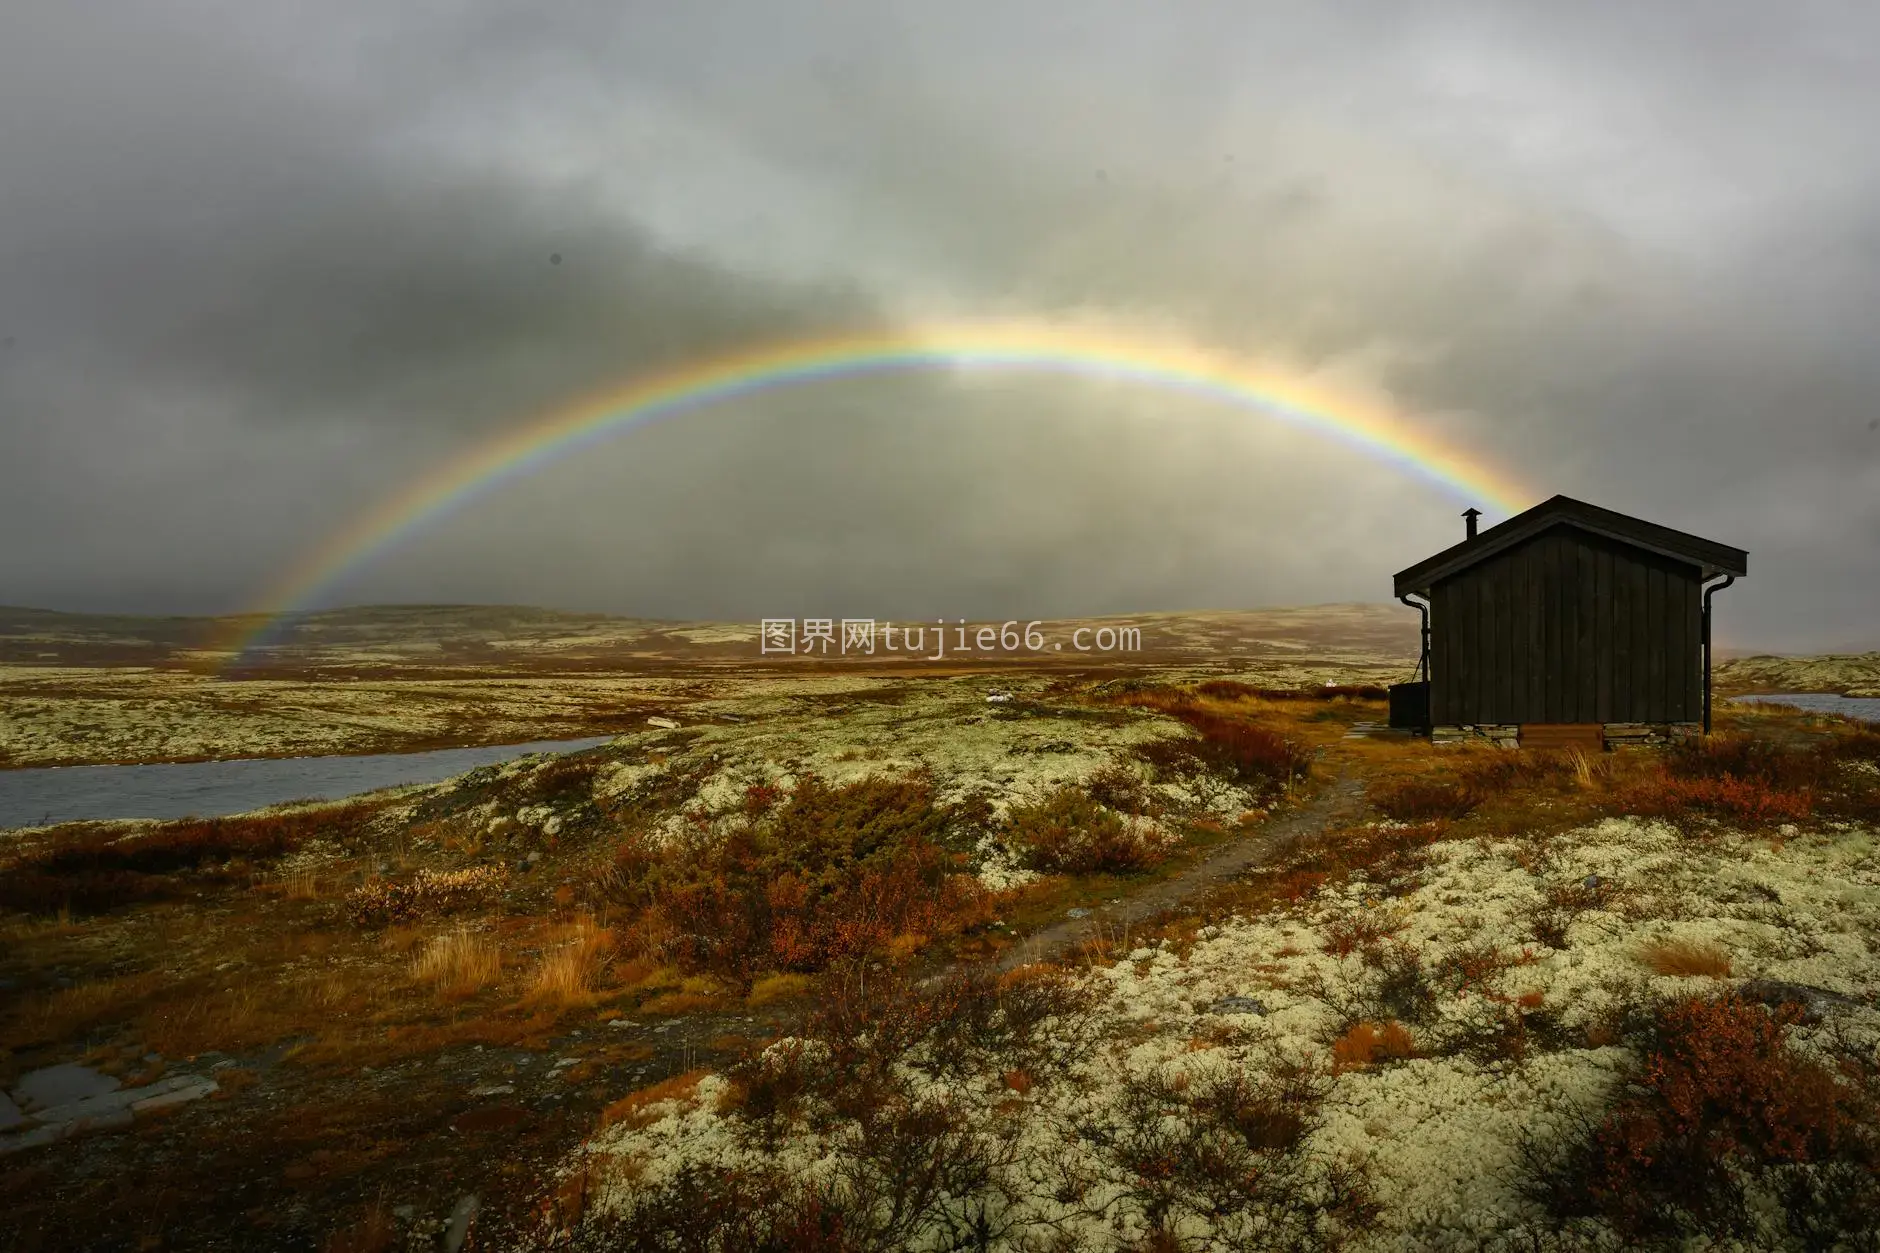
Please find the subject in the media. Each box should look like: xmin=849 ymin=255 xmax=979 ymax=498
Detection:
xmin=3 ymin=1 xmax=1877 ymax=649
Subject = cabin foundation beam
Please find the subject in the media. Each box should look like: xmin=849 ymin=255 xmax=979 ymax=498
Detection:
xmin=1602 ymin=722 xmax=1702 ymax=750
xmin=1431 ymin=724 xmax=1521 ymax=748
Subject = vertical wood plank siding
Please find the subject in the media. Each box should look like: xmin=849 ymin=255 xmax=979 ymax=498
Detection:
xmin=1428 ymin=525 xmax=1703 ymax=726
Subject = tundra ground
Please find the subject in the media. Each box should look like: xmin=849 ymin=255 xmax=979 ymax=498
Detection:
xmin=3 ymin=610 xmax=1877 ymax=1251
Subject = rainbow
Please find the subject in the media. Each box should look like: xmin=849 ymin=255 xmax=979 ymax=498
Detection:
xmin=224 ymin=318 xmax=1532 ymax=664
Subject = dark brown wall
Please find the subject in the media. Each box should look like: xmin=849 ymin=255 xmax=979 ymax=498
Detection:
xmin=1429 ymin=526 xmax=1702 ymax=725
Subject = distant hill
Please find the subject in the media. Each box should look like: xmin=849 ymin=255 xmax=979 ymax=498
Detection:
xmin=0 ymin=602 xmax=1421 ymax=677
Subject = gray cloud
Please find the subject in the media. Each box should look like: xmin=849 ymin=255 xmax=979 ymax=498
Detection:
xmin=2 ymin=1 xmax=1876 ymax=649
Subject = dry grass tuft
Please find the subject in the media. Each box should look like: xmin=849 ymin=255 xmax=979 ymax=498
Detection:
xmin=411 ymin=927 xmax=503 ymax=996
xmin=526 ymin=915 xmax=613 ymax=1005
xmin=1639 ymin=938 xmax=1733 ymax=979
xmin=322 ymin=1202 xmax=398 ymax=1253
xmin=745 ymin=972 xmax=815 ymax=1007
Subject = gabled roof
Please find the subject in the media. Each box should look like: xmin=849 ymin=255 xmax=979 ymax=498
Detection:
xmin=1394 ymin=495 xmax=1747 ymax=597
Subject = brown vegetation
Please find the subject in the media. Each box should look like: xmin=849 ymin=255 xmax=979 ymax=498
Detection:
xmin=1330 ymin=1020 xmax=1418 ymax=1071
xmin=1640 ymin=938 xmax=1734 ymax=979
xmin=346 ymin=864 xmax=508 ymax=926
xmin=601 ymin=776 xmax=991 ymax=978
xmin=1003 ymin=787 xmax=1166 ymax=875
xmin=0 ymin=802 xmax=382 ymax=914
xmin=1529 ymin=995 xmax=1880 ymax=1244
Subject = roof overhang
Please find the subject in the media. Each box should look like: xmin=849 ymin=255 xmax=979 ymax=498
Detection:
xmin=1394 ymin=495 xmax=1748 ymax=598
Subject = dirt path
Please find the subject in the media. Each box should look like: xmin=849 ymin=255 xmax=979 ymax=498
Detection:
xmin=996 ymin=769 xmax=1368 ymax=970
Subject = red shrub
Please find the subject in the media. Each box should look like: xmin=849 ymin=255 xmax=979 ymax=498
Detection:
xmin=1139 ymin=710 xmax=1313 ymax=794
xmin=1535 ymin=995 xmax=1878 ymax=1242
xmin=1622 ymin=773 xmax=1814 ymax=827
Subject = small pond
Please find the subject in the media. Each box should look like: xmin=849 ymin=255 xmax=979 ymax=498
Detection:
xmin=0 ymin=737 xmax=615 ymax=830
xmin=1728 ymin=693 xmax=1880 ymax=724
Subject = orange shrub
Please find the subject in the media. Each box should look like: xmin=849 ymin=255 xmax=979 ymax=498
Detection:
xmin=1331 ymin=1021 xmax=1416 ymax=1071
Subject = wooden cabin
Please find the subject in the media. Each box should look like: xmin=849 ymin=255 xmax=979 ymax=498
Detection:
xmin=1390 ymin=496 xmax=1747 ymax=751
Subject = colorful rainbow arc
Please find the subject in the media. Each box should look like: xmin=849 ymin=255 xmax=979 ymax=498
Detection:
xmin=224 ymin=320 xmax=1531 ymax=665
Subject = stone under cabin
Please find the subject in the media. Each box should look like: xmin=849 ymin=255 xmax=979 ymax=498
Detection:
xmin=1389 ymin=495 xmax=1748 ymax=751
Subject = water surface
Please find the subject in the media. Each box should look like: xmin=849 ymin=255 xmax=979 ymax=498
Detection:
xmin=1729 ymin=693 xmax=1880 ymax=724
xmin=0 ymin=737 xmax=614 ymax=829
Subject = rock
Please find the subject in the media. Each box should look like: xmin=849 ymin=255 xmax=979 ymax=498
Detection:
xmin=130 ymin=1078 xmax=218 ymax=1113
xmin=1739 ymin=979 xmax=1862 ymax=1023
xmin=1065 ymin=907 xmax=1091 ymax=919
xmin=31 ymin=1072 xmax=215 ymax=1124
xmin=0 ymin=1092 xmax=22 ymax=1132
xmin=468 ymin=1084 xmax=515 ymax=1097
xmin=12 ymin=1063 xmax=119 ymax=1114
xmin=646 ymin=716 xmax=680 ymax=730
xmin=443 ymin=1194 xmax=480 ymax=1253
xmin=393 ymin=1205 xmax=416 ymax=1222
xmin=1206 ymin=997 xmax=1269 ymax=1016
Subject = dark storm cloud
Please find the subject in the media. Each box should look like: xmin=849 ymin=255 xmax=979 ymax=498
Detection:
xmin=3 ymin=1 xmax=1877 ymax=647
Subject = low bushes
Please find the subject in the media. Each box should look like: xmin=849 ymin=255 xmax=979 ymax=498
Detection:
xmin=604 ymin=776 xmax=990 ymax=977
xmin=1102 ymin=683 xmax=1314 ymax=795
xmin=519 ymin=752 xmax=604 ymax=802
xmin=1095 ymin=1062 xmax=1377 ymax=1247
xmin=1003 ymin=788 xmax=1168 ymax=875
xmin=1622 ymin=768 xmax=1815 ymax=828
xmin=0 ymin=803 xmax=380 ymax=915
xmin=346 ymin=864 xmax=507 ymax=926
xmin=1528 ymin=994 xmax=1880 ymax=1244
xmin=1613 ymin=729 xmax=1880 ymax=828
xmin=594 ymin=966 xmax=1371 ymax=1250
xmin=1138 ymin=711 xmax=1313 ymax=795
xmin=1367 ymin=777 xmax=1479 ymax=821
xmin=1193 ymin=680 xmax=1387 ymax=702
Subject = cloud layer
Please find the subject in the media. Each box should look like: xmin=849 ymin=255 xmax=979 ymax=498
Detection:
xmin=3 ymin=1 xmax=1876 ymax=648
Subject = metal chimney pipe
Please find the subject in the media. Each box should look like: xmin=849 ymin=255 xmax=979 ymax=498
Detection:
xmin=1463 ymin=508 xmax=1481 ymax=540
